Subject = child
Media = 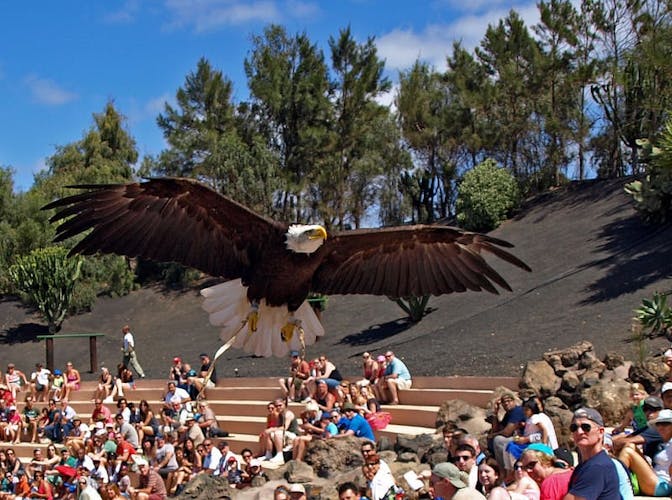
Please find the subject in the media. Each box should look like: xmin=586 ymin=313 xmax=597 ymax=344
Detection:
xmin=49 ymin=369 xmax=65 ymax=401
xmin=613 ymin=382 xmax=648 ymax=434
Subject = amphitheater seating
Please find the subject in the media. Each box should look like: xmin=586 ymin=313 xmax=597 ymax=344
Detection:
xmin=5 ymin=375 xmax=519 ymax=460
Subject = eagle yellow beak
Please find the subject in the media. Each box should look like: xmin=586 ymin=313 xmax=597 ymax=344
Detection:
xmin=309 ymin=226 xmax=327 ymax=241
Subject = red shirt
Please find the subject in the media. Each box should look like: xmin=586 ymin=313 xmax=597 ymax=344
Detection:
xmin=116 ymin=440 xmax=137 ymax=462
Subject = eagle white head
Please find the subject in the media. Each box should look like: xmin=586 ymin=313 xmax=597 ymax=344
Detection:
xmin=286 ymin=224 xmax=327 ymax=254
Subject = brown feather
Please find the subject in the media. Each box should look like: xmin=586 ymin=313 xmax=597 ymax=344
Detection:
xmin=44 ymin=178 xmax=530 ymax=309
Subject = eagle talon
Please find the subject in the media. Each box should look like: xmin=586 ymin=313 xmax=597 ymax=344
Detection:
xmin=247 ymin=305 xmax=259 ymax=333
xmin=280 ymin=322 xmax=295 ymax=342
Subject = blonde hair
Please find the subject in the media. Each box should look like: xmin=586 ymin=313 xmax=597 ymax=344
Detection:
xmin=522 ymin=448 xmax=555 ymax=467
xmin=630 ymin=383 xmax=647 ymax=396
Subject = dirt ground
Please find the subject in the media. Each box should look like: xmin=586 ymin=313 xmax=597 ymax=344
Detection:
xmin=2 ymin=178 xmax=672 ymax=380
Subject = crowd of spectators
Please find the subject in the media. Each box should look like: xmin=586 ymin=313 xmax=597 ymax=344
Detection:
xmin=21 ymin=342 xmax=672 ymax=499
xmin=0 ymin=351 xmax=233 ymax=500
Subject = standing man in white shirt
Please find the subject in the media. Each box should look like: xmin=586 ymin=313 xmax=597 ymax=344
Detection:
xmin=121 ymin=325 xmax=145 ymax=379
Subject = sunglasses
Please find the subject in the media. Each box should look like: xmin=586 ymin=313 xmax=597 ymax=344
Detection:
xmin=453 ymin=455 xmax=472 ymax=462
xmin=569 ymin=422 xmax=593 ymax=433
xmin=523 ymin=461 xmax=538 ymax=471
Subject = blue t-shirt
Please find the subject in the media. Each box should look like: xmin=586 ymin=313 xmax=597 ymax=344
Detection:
xmin=345 ymin=413 xmax=375 ymax=441
xmin=385 ymin=358 xmax=411 ymax=380
xmin=324 ymin=422 xmax=338 ymax=437
xmin=568 ymin=450 xmax=621 ymax=500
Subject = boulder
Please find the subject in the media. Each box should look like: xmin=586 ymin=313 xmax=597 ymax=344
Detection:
xmin=579 ymin=350 xmax=606 ymax=373
xmin=435 ymin=399 xmax=490 ymax=436
xmin=177 ymin=473 xmax=235 ymax=500
xmin=542 ymin=397 xmax=574 ymax=448
xmin=582 ymin=378 xmax=631 ymax=426
xmin=397 ymin=433 xmax=440 ymax=459
xmin=629 ymin=363 xmax=662 ymax=394
xmin=521 ymin=360 xmax=559 ymax=398
xmin=544 ymin=341 xmax=594 ymax=368
xmin=603 ymin=352 xmax=625 ymax=370
xmin=284 ymin=460 xmax=315 ymax=483
xmin=561 ymin=371 xmax=581 ymax=392
xmin=304 ymin=436 xmax=364 ymax=478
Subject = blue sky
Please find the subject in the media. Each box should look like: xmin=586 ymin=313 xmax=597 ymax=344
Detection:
xmin=1 ymin=1 xmax=541 ymax=192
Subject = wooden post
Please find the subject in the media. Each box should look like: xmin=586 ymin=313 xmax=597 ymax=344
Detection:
xmin=46 ymin=337 xmax=54 ymax=372
xmin=89 ymin=335 xmax=98 ymax=373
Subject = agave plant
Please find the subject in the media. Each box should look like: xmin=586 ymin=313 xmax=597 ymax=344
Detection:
xmin=634 ymin=292 xmax=672 ymax=337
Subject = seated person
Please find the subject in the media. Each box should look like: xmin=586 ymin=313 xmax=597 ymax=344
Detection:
xmin=48 ymin=369 xmax=65 ymax=401
xmin=279 ymin=351 xmax=310 ymax=402
xmin=30 ymin=363 xmax=50 ymax=402
xmin=618 ymin=408 xmax=672 ymax=496
xmin=163 ymin=381 xmax=190 ymax=409
xmin=108 ymin=364 xmax=134 ymax=402
xmin=188 ymin=353 xmax=217 ymax=395
xmin=376 ymin=351 xmax=411 ymax=405
xmin=93 ymin=367 xmax=114 ymax=403
xmin=358 ymin=352 xmax=380 ymax=387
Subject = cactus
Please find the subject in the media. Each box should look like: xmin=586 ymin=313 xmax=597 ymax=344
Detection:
xmin=8 ymin=246 xmax=83 ymax=334
xmin=634 ymin=292 xmax=672 ymax=337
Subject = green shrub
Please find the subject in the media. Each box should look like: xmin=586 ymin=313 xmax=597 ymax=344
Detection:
xmin=456 ymin=159 xmax=519 ymax=232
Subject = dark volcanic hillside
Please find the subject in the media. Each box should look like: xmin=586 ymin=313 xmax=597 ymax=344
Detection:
xmin=2 ymin=178 xmax=671 ymax=379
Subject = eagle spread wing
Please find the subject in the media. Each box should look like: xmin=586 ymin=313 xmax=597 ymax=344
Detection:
xmin=43 ymin=178 xmax=285 ymax=280
xmin=312 ymin=226 xmax=531 ymax=298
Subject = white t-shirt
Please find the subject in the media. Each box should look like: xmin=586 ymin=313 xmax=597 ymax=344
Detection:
xmin=123 ymin=332 xmax=135 ymax=351
xmin=32 ymin=368 xmax=51 ymax=386
xmin=654 ymin=440 xmax=672 ymax=482
xmin=530 ymin=413 xmax=558 ymax=449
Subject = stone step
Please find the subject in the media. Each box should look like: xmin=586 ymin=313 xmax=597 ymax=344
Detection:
xmin=398 ymin=388 xmax=494 ymax=407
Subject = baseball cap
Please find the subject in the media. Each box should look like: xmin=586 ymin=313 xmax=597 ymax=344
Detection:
xmin=644 ymin=396 xmax=664 ymax=410
xmin=290 ymin=350 xmax=300 ymax=357
xmin=662 ymin=382 xmax=672 ymax=394
xmin=321 ymin=411 xmax=332 ymax=419
xmin=652 ymin=409 xmax=672 ymax=424
xmin=573 ymin=407 xmax=604 ymax=427
xmin=377 ymin=355 xmax=385 ymax=362
xmin=316 ymin=379 xmax=326 ymax=385
xmin=173 ymin=357 xmax=181 ymax=364
xmin=664 ymin=348 xmax=672 ymax=359
xmin=432 ymin=462 xmax=467 ymax=489
xmin=289 ymin=483 xmax=306 ymax=493
xmin=342 ymin=402 xmax=356 ymax=411
xmin=305 ymin=401 xmax=319 ymax=413
xmin=132 ymin=456 xmax=149 ymax=467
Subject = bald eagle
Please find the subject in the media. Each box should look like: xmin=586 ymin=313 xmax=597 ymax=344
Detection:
xmin=44 ymin=177 xmax=531 ymax=357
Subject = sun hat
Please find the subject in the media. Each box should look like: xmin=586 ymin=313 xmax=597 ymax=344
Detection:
xmin=432 ymin=462 xmax=467 ymax=489
xmin=652 ymin=409 xmax=672 ymax=424
xmin=573 ymin=407 xmax=604 ymax=427
xmin=526 ymin=443 xmax=554 ymax=457
xmin=289 ymin=483 xmax=306 ymax=493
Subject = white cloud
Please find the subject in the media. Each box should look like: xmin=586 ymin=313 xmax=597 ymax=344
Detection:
xmin=163 ymin=0 xmax=281 ymax=32
xmin=377 ymin=1 xmax=541 ymax=72
xmin=103 ymin=0 xmax=141 ymax=23
xmin=24 ymin=75 xmax=77 ymax=105
xmin=375 ymin=82 xmax=398 ymax=112
xmin=125 ymin=93 xmax=173 ymax=125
